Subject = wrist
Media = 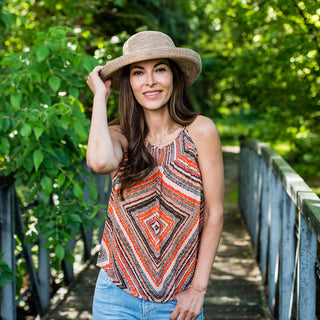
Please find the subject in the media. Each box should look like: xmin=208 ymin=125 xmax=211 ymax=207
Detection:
xmin=93 ymin=91 xmax=108 ymax=103
xmin=189 ymin=285 xmax=207 ymax=295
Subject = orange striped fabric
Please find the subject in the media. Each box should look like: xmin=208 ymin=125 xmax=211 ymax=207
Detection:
xmin=97 ymin=127 xmax=204 ymax=302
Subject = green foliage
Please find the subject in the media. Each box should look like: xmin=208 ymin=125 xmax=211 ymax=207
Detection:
xmin=190 ymin=0 xmax=320 ymax=182
xmin=0 ymin=25 xmax=103 ymax=275
xmin=0 ymin=253 xmax=15 ymax=291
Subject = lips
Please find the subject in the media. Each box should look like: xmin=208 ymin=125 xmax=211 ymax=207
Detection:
xmin=143 ymin=90 xmax=162 ymax=97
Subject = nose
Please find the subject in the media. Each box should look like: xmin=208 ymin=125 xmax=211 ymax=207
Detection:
xmin=146 ymin=72 xmax=156 ymax=86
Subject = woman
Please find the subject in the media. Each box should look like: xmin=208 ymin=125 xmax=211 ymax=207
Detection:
xmin=87 ymin=30 xmax=224 ymax=320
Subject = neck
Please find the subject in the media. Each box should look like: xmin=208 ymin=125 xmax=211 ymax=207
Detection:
xmin=144 ymin=109 xmax=175 ymax=147
xmin=144 ymin=108 xmax=172 ymax=136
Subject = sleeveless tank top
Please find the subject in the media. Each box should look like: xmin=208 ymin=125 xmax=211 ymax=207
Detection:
xmin=97 ymin=127 xmax=204 ymax=302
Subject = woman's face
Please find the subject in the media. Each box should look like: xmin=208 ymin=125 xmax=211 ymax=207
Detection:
xmin=129 ymin=59 xmax=173 ymax=112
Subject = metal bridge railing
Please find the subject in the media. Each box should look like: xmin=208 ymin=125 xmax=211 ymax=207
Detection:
xmin=0 ymin=162 xmax=109 ymax=319
xmin=239 ymin=139 xmax=320 ymax=320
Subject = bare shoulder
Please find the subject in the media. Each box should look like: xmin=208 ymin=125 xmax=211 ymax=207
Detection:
xmin=187 ymin=117 xmax=223 ymax=186
xmin=187 ymin=115 xmax=220 ymax=145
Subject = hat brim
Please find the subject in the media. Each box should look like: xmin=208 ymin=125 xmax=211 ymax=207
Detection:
xmin=99 ymin=47 xmax=202 ymax=91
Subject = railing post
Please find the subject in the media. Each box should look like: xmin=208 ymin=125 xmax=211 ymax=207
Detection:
xmin=250 ymin=150 xmax=262 ymax=248
xmin=297 ymin=213 xmax=317 ymax=320
xmin=38 ymin=234 xmax=50 ymax=312
xmin=15 ymin=199 xmax=44 ymax=315
xmin=279 ymin=191 xmax=295 ymax=320
xmin=259 ymin=160 xmax=270 ymax=279
xmin=62 ymin=233 xmax=76 ymax=285
xmin=82 ymin=160 xmax=93 ymax=260
xmin=238 ymin=146 xmax=247 ymax=217
xmin=0 ymin=183 xmax=16 ymax=320
xmin=268 ymin=170 xmax=282 ymax=313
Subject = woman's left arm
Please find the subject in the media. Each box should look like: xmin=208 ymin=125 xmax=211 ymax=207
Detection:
xmin=170 ymin=115 xmax=224 ymax=320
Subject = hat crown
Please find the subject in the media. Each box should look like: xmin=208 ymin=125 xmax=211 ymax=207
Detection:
xmin=123 ymin=31 xmax=176 ymax=55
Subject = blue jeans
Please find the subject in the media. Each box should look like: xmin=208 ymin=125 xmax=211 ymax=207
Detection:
xmin=92 ymin=269 xmax=203 ymax=320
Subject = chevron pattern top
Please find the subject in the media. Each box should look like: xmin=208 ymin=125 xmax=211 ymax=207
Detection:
xmin=97 ymin=127 xmax=204 ymax=302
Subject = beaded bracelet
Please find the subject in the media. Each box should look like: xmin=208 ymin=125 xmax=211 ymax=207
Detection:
xmin=189 ymin=285 xmax=206 ymax=294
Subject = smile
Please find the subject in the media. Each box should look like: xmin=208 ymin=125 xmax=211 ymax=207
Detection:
xmin=143 ymin=91 xmax=162 ymax=97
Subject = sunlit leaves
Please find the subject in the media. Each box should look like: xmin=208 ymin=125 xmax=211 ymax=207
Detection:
xmin=55 ymin=244 xmax=65 ymax=261
xmin=48 ymin=75 xmax=61 ymax=92
xmin=36 ymin=45 xmax=50 ymax=62
xmin=82 ymin=56 xmax=99 ymax=73
xmin=10 ymin=92 xmax=22 ymax=110
xmin=33 ymin=149 xmax=44 ymax=171
xmin=41 ymin=176 xmax=53 ymax=195
xmin=0 ymin=24 xmax=101 ymax=276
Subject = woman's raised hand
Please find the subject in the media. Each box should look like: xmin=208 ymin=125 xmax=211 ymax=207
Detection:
xmin=87 ymin=65 xmax=112 ymax=99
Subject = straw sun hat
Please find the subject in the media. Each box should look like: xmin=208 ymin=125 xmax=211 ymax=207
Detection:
xmin=99 ymin=30 xmax=202 ymax=91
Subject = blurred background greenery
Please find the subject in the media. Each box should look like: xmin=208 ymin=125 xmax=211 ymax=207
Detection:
xmin=1 ymin=0 xmax=319 ymax=190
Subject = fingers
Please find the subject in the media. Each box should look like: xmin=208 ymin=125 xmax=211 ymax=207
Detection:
xmin=87 ymin=66 xmax=103 ymax=85
xmin=169 ymin=306 xmax=179 ymax=320
xmin=170 ymin=290 xmax=203 ymax=320
xmin=87 ymin=66 xmax=111 ymax=96
xmin=170 ymin=305 xmax=200 ymax=320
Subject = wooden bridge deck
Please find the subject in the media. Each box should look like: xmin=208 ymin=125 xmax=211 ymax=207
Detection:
xmin=42 ymin=149 xmax=272 ymax=320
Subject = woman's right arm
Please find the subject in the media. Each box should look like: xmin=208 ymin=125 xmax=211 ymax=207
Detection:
xmin=86 ymin=66 xmax=126 ymax=174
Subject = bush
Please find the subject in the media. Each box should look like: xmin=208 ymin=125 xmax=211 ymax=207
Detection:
xmin=0 ymin=26 xmax=102 ymax=278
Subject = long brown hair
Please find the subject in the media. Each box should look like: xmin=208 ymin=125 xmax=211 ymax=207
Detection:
xmin=117 ymin=60 xmax=198 ymax=196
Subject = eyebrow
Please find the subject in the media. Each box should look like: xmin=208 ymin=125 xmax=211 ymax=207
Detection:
xmin=130 ymin=62 xmax=168 ymax=70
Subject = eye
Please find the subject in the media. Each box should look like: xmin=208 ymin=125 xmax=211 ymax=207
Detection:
xmin=132 ymin=70 xmax=143 ymax=76
xmin=156 ymin=67 xmax=166 ymax=72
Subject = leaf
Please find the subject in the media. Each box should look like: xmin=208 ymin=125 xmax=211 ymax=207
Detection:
xmin=41 ymin=176 xmax=53 ymax=195
xmin=41 ymin=93 xmax=52 ymax=106
xmin=0 ymin=137 xmax=10 ymax=155
xmin=64 ymin=252 xmax=75 ymax=265
xmin=114 ymin=0 xmax=127 ymax=7
xmin=23 ymin=157 xmax=34 ymax=173
xmin=58 ymin=117 xmax=69 ymax=130
xmin=0 ymin=118 xmax=11 ymax=132
xmin=74 ymin=121 xmax=87 ymax=140
xmin=55 ymin=244 xmax=65 ymax=261
xmin=57 ymin=173 xmax=66 ymax=187
xmin=58 ymin=229 xmax=72 ymax=240
xmin=73 ymin=184 xmax=84 ymax=199
xmin=1 ymin=11 xmax=16 ymax=26
xmin=36 ymin=45 xmax=50 ymax=62
xmin=39 ymin=189 xmax=50 ymax=204
xmin=31 ymin=71 xmax=42 ymax=84
xmin=10 ymin=92 xmax=22 ymax=109
xmin=48 ymin=75 xmax=61 ymax=92
xmin=69 ymin=87 xmax=79 ymax=99
xmin=69 ymin=214 xmax=82 ymax=223
xmin=54 ymin=148 xmax=71 ymax=166
xmin=89 ymin=207 xmax=99 ymax=219
xmin=82 ymin=57 xmax=98 ymax=73
xmin=33 ymin=126 xmax=44 ymax=140
xmin=87 ymin=184 xmax=98 ymax=200
xmin=33 ymin=149 xmax=44 ymax=171
xmin=44 ymin=221 xmax=56 ymax=231
xmin=21 ymin=123 xmax=32 ymax=137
